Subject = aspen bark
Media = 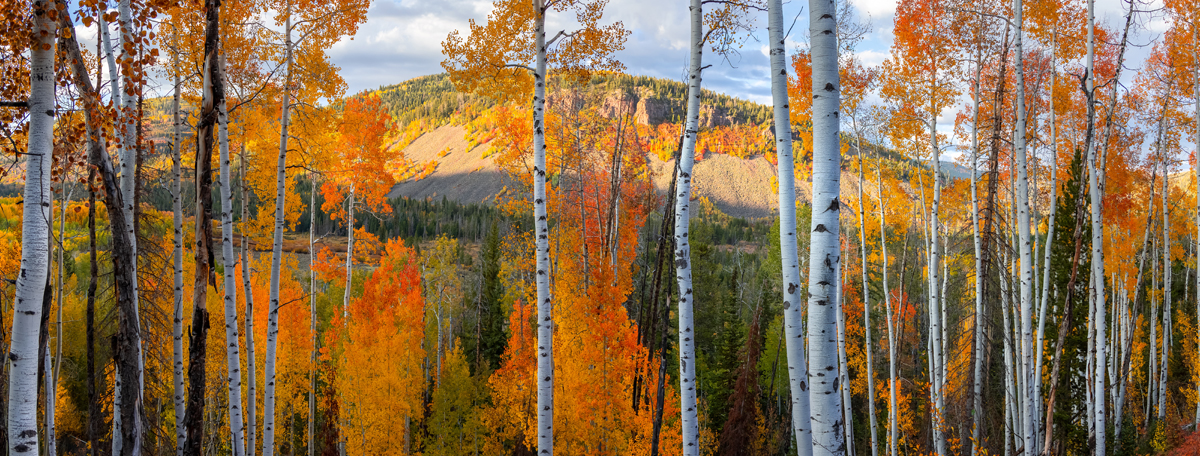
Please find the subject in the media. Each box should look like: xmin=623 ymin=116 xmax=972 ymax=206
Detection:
xmin=242 ymin=149 xmax=256 ymax=456
xmin=56 ymin=8 xmax=138 ymax=455
xmin=1193 ymin=24 xmax=1200 ymax=429
xmin=263 ymin=2 xmax=294 ymax=452
xmin=853 ymin=124 xmax=878 ymax=456
xmin=876 ymin=149 xmax=897 ymax=456
xmin=309 ymin=174 xmax=318 ymax=456
xmin=9 ymin=5 xmax=54 ymax=452
xmin=968 ymin=28 xmax=986 ymax=455
xmin=768 ymin=0 xmax=813 ymax=453
xmin=807 ymin=0 xmax=844 ymax=454
xmin=675 ymin=0 xmax=701 ymax=445
xmin=531 ymin=2 xmax=554 ymax=454
xmin=1084 ymin=1 xmax=1107 ymax=452
xmin=1011 ymin=0 xmax=1038 ymax=451
xmin=171 ymin=31 xmax=185 ymax=456
xmin=218 ymin=54 xmax=248 ymax=456
xmin=186 ymin=0 xmax=224 ymax=451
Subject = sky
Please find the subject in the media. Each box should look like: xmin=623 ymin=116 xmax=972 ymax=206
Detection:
xmin=325 ymin=0 xmax=1177 ymax=155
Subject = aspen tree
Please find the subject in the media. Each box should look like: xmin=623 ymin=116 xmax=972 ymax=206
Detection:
xmin=54 ymin=6 xmax=138 ymax=454
xmin=442 ymin=2 xmax=626 ymax=452
xmin=263 ymin=3 xmax=295 ymax=452
xmin=7 ymin=0 xmax=56 ymax=452
xmin=218 ymin=53 xmax=248 ymax=456
xmin=807 ymin=0 xmax=845 ymax=454
xmin=676 ymin=0 xmax=703 ymax=451
xmin=1011 ymin=0 xmax=1038 ymax=450
xmin=1084 ymin=1 xmax=1108 ymax=452
xmin=768 ymin=0 xmax=813 ymax=452
xmin=186 ymin=0 xmax=224 ymax=451
xmin=170 ymin=26 xmax=185 ymax=456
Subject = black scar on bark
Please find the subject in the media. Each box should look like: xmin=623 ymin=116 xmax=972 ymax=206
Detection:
xmin=826 ymin=197 xmax=839 ymax=212
xmin=824 ymin=83 xmax=835 ymax=91
xmin=787 ymin=282 xmax=798 ymax=294
xmin=814 ymin=224 xmax=828 ymax=233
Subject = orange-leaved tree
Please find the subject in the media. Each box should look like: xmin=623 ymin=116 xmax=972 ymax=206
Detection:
xmin=442 ymin=2 xmax=627 ymax=453
xmin=326 ymin=239 xmax=425 ymax=455
xmin=321 ymin=93 xmax=395 ymax=319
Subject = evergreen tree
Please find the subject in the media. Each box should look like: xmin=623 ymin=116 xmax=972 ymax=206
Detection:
xmin=1045 ymin=148 xmax=1091 ymax=455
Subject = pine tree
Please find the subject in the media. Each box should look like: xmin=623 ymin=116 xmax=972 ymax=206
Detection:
xmin=1044 ymin=149 xmax=1091 ymax=455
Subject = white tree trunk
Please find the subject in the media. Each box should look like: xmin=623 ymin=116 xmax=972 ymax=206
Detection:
xmin=1193 ymin=25 xmax=1200 ymax=428
xmin=100 ymin=16 xmax=129 ymax=455
xmin=853 ymin=128 xmax=878 ymax=456
xmin=676 ymin=1 xmax=702 ymax=453
xmin=835 ymin=263 xmax=854 ymax=456
xmin=1085 ymin=1 xmax=1108 ymax=452
xmin=768 ymin=1 xmax=813 ymax=454
xmin=45 ymin=341 xmax=56 ymax=456
xmin=807 ymin=0 xmax=844 ymax=454
xmin=309 ymin=174 xmax=318 ymax=456
xmin=968 ymin=33 xmax=986 ymax=456
xmin=1159 ymin=141 xmax=1170 ymax=422
xmin=1033 ymin=35 xmax=1058 ymax=449
xmin=242 ymin=149 xmax=257 ymax=456
xmin=532 ymin=2 xmax=554 ymax=454
xmin=263 ymin=5 xmax=293 ymax=453
xmin=926 ymin=118 xmax=947 ymax=456
xmin=875 ymin=148 xmax=897 ymax=456
xmin=1011 ymin=0 xmax=1038 ymax=452
xmin=218 ymin=54 xmax=248 ymax=456
xmin=343 ymin=185 xmax=354 ymax=318
xmin=8 ymin=3 xmax=55 ymax=451
xmin=171 ymin=34 xmax=186 ymax=456
xmin=115 ymin=5 xmax=146 ymax=439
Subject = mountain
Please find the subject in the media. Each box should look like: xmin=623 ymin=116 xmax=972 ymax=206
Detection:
xmin=374 ymin=73 xmax=952 ymax=219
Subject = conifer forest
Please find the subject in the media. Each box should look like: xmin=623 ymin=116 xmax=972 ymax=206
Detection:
xmin=2 ymin=0 xmax=1200 ymax=454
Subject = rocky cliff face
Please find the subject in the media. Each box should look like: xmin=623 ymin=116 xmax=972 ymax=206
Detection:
xmin=547 ymin=88 xmax=732 ymax=127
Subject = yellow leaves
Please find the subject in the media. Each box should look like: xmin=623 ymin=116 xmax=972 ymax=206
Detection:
xmin=441 ymin=0 xmax=628 ymax=104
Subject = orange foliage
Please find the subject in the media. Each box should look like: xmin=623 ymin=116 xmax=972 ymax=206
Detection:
xmin=326 ymin=239 xmax=426 ymax=455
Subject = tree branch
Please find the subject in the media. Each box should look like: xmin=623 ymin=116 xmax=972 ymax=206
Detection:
xmin=0 ymin=101 xmax=28 ymax=108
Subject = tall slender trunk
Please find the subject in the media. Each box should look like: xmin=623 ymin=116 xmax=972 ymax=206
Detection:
xmin=807 ymin=0 xmax=843 ymax=454
xmin=7 ymin=2 xmax=54 ymax=453
xmin=186 ymin=0 xmax=224 ymax=452
xmin=877 ymin=148 xmax=897 ymax=456
xmin=853 ymin=126 xmax=877 ymax=456
xmin=343 ymin=185 xmax=355 ymax=317
xmin=1158 ymin=127 xmax=1170 ymax=422
xmin=218 ymin=53 xmax=248 ymax=456
xmin=170 ymin=31 xmax=186 ymax=456
xmin=308 ymin=174 xmax=318 ymax=456
xmin=527 ymin=3 xmax=555 ymax=455
xmin=1033 ymin=33 xmax=1058 ymax=452
xmin=88 ymin=167 xmax=99 ymax=456
xmin=1011 ymin=0 xmax=1038 ymax=452
xmin=674 ymin=0 xmax=703 ymax=453
xmin=242 ymin=149 xmax=257 ymax=456
xmin=768 ymin=0 xmax=813 ymax=454
xmin=926 ymin=117 xmax=946 ymax=456
xmin=100 ymin=13 xmax=128 ymax=455
xmin=263 ymin=3 xmax=294 ymax=452
xmin=1084 ymin=1 xmax=1107 ymax=452
xmin=114 ymin=4 xmax=146 ymax=444
xmin=968 ymin=22 xmax=986 ymax=455
xmin=49 ymin=180 xmax=68 ymax=456
xmin=56 ymin=7 xmax=137 ymax=455
xmin=44 ymin=341 xmax=55 ymax=456
xmin=1193 ymin=24 xmax=1200 ymax=429
xmin=835 ymin=262 xmax=853 ymax=456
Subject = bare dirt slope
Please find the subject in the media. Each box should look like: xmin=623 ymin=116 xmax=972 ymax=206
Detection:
xmin=386 ymin=125 xmax=510 ymax=203
xmin=387 ymin=125 xmax=875 ymax=219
